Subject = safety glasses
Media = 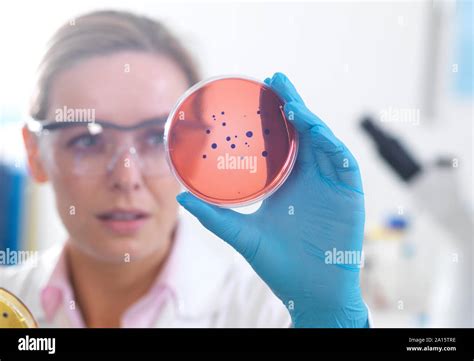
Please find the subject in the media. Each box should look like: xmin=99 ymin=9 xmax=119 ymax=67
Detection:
xmin=26 ymin=117 xmax=171 ymax=178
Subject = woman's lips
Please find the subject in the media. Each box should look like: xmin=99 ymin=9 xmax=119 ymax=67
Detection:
xmin=96 ymin=209 xmax=151 ymax=235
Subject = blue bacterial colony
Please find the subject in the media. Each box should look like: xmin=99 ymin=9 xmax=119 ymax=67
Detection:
xmin=202 ymin=110 xmax=269 ymax=160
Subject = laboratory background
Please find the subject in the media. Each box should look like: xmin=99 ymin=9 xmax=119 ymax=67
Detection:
xmin=0 ymin=0 xmax=472 ymax=328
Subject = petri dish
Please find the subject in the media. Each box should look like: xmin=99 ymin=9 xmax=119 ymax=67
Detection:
xmin=164 ymin=75 xmax=298 ymax=208
xmin=0 ymin=288 xmax=38 ymax=328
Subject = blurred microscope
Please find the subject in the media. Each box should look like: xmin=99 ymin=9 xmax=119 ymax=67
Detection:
xmin=360 ymin=116 xmax=473 ymax=328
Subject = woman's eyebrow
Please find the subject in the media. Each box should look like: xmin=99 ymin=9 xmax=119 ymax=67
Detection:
xmin=37 ymin=116 xmax=167 ymax=131
xmin=39 ymin=114 xmax=215 ymax=133
xmin=139 ymin=115 xmax=168 ymax=124
xmin=114 ymin=116 xmax=168 ymax=130
xmin=129 ymin=116 xmax=208 ymax=131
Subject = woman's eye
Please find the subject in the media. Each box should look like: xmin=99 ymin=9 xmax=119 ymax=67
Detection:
xmin=144 ymin=131 xmax=164 ymax=147
xmin=67 ymin=134 xmax=101 ymax=150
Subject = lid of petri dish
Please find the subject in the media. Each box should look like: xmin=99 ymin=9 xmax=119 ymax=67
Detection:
xmin=164 ymin=76 xmax=298 ymax=208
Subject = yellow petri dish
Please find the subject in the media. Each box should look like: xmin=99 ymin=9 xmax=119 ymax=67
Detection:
xmin=0 ymin=288 xmax=38 ymax=328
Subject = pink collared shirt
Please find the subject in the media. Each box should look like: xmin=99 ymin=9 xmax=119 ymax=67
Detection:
xmin=40 ymin=230 xmax=181 ymax=328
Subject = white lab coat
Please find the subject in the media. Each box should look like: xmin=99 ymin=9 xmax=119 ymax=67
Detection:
xmin=0 ymin=208 xmax=292 ymax=327
xmin=0 ymin=207 xmax=372 ymax=328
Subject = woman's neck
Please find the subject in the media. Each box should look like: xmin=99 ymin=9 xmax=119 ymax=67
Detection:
xmin=65 ymin=229 xmax=176 ymax=328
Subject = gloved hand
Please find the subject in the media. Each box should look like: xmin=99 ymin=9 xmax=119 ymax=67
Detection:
xmin=176 ymin=72 xmax=369 ymax=328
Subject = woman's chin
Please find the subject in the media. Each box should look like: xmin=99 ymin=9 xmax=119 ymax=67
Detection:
xmin=78 ymin=236 xmax=159 ymax=264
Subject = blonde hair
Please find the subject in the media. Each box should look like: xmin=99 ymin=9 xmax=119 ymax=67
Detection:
xmin=30 ymin=10 xmax=200 ymax=120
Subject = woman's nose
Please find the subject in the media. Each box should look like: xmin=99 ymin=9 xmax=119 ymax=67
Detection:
xmin=107 ymin=146 xmax=144 ymax=192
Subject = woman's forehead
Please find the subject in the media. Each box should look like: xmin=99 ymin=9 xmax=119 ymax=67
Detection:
xmin=47 ymin=51 xmax=189 ymax=127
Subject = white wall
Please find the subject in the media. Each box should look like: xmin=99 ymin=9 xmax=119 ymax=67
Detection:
xmin=0 ymin=2 xmax=471 ymax=325
xmin=2 ymin=1 xmax=470 ymax=227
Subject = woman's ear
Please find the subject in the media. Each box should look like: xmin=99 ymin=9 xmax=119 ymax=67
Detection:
xmin=22 ymin=125 xmax=49 ymax=183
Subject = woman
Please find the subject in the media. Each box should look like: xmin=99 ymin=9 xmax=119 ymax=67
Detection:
xmin=1 ymin=10 xmax=370 ymax=328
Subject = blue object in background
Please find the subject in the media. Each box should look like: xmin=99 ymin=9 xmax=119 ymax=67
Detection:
xmin=386 ymin=215 xmax=409 ymax=230
xmin=0 ymin=162 xmax=26 ymax=261
xmin=454 ymin=0 xmax=473 ymax=96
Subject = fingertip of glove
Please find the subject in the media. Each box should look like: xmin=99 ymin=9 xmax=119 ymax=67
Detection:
xmin=272 ymin=72 xmax=287 ymax=85
xmin=176 ymin=192 xmax=191 ymax=204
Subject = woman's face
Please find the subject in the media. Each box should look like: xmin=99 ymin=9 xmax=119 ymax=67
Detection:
xmin=36 ymin=52 xmax=189 ymax=263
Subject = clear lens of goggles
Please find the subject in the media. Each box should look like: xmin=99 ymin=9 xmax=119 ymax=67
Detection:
xmin=27 ymin=118 xmax=170 ymax=177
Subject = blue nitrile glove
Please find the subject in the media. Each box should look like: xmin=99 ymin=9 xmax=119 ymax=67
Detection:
xmin=176 ymin=72 xmax=368 ymax=328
